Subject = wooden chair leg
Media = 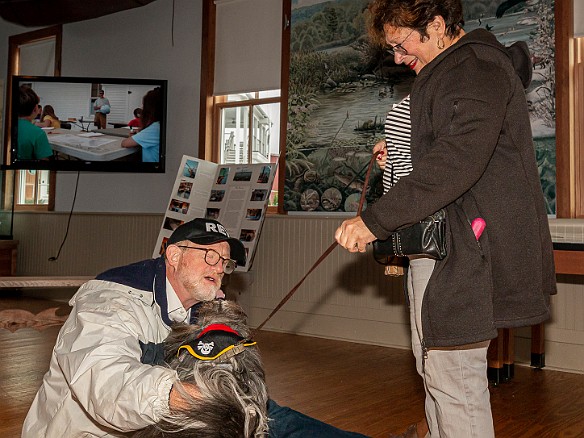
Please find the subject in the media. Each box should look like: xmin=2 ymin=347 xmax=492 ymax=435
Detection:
xmin=490 ymin=323 xmax=544 ymax=384
xmin=502 ymin=328 xmax=514 ymax=381
xmin=487 ymin=328 xmax=505 ymax=385
xmin=531 ymin=323 xmax=545 ymax=368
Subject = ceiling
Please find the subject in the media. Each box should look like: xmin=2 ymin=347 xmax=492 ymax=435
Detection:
xmin=0 ymin=0 xmax=158 ymax=27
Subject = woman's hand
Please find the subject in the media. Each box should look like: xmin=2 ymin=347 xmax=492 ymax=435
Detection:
xmin=334 ymin=216 xmax=376 ymax=253
xmin=121 ymin=136 xmax=138 ymax=148
xmin=373 ymin=140 xmax=387 ymax=170
xmin=35 ymin=119 xmax=51 ymax=128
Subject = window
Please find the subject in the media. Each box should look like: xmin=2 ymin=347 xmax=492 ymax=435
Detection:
xmin=199 ymin=0 xmax=284 ymax=211
xmin=16 ymin=170 xmax=51 ymax=205
xmin=4 ymin=26 xmax=61 ymax=211
xmin=215 ymin=91 xmax=281 ymax=205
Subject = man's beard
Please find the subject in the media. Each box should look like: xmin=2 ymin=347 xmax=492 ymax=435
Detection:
xmin=177 ymin=263 xmax=220 ymax=302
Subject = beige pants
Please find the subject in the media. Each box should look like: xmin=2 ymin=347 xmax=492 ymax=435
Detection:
xmin=407 ymin=257 xmax=494 ymax=438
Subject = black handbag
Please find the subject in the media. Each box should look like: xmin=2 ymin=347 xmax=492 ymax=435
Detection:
xmin=372 ymin=209 xmax=447 ymax=263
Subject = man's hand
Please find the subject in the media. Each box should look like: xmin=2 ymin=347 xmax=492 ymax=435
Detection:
xmin=169 ymin=382 xmax=201 ymax=410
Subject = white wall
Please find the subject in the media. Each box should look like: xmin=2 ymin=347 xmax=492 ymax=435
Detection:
xmin=0 ymin=0 xmax=203 ymax=213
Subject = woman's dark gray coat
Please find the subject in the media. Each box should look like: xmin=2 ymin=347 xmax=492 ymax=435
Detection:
xmin=361 ymin=29 xmax=556 ymax=348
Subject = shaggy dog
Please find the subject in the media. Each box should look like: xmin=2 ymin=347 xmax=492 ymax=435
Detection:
xmin=134 ymin=300 xmax=269 ymax=437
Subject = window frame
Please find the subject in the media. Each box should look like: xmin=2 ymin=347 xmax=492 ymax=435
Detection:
xmin=3 ymin=25 xmax=62 ymax=211
xmin=575 ymin=37 xmax=584 ymax=215
xmin=199 ymin=0 xmax=290 ymax=214
xmin=214 ymin=94 xmax=281 ymax=163
xmin=15 ymin=169 xmax=55 ymax=208
xmin=555 ymin=0 xmax=570 ymax=217
xmin=214 ymin=94 xmax=281 ymax=208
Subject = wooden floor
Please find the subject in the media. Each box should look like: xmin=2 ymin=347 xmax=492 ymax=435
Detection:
xmin=1 ymin=296 xmax=584 ymax=437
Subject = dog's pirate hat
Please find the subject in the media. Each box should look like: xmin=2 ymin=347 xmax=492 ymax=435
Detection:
xmin=177 ymin=323 xmax=256 ymax=362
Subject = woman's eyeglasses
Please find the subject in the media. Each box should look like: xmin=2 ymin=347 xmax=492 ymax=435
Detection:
xmin=386 ymin=28 xmax=415 ymax=56
xmin=178 ymin=246 xmax=237 ymax=274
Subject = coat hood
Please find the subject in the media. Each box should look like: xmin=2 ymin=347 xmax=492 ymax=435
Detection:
xmin=423 ymin=28 xmax=533 ymax=89
xmin=459 ymin=28 xmax=533 ymax=89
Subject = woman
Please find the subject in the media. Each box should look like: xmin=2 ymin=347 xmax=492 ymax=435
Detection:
xmin=335 ymin=1 xmax=556 ymax=436
xmin=374 ymin=63 xmax=430 ymax=438
xmin=37 ymin=104 xmax=61 ymax=129
xmin=121 ymin=88 xmax=162 ymax=162
xmin=373 ymin=63 xmax=427 ymax=438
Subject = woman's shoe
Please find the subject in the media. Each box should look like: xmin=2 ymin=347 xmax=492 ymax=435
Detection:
xmin=389 ymin=418 xmax=429 ymax=438
xmin=388 ymin=423 xmax=417 ymax=438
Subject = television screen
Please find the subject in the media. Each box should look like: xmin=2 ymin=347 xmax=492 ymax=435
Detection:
xmin=7 ymin=75 xmax=167 ymax=172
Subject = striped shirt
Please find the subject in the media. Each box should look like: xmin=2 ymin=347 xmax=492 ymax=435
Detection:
xmin=382 ymin=95 xmax=413 ymax=193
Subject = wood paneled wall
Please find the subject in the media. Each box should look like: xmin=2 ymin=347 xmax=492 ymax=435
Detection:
xmin=14 ymin=212 xmax=162 ymax=276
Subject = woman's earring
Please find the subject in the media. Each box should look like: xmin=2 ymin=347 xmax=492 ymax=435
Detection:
xmin=437 ymin=37 xmax=445 ymax=50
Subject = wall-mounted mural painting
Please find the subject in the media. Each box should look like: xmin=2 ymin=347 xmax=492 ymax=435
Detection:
xmin=463 ymin=0 xmax=556 ymax=214
xmin=284 ymin=0 xmax=556 ymax=214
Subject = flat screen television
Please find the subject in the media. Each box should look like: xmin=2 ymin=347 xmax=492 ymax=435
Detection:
xmin=7 ymin=75 xmax=167 ymax=172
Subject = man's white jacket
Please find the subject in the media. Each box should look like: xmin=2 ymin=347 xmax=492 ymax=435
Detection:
xmin=22 ymin=257 xmax=179 ymax=437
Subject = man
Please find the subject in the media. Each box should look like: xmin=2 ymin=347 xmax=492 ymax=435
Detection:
xmin=17 ymin=85 xmax=53 ymax=160
xmin=23 ymin=218 xmax=368 ymax=437
xmin=93 ymin=89 xmax=110 ymax=129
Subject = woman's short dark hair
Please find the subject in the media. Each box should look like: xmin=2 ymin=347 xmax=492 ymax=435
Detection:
xmin=368 ymin=0 xmax=464 ymax=46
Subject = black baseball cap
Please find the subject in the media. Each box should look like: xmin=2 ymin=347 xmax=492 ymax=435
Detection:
xmin=167 ymin=218 xmax=246 ymax=266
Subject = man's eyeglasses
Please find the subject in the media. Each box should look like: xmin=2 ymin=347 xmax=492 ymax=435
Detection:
xmin=177 ymin=246 xmax=237 ymax=274
xmin=386 ymin=28 xmax=415 ymax=56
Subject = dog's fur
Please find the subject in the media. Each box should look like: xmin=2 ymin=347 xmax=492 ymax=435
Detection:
xmin=133 ymin=300 xmax=269 ymax=437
